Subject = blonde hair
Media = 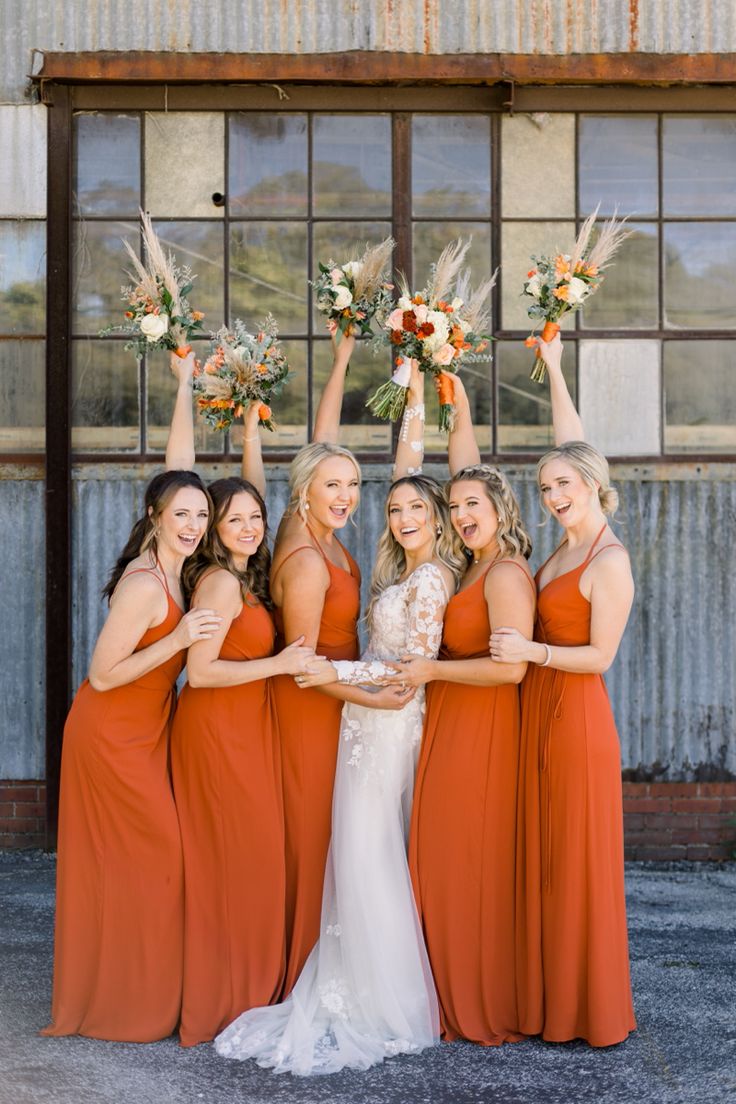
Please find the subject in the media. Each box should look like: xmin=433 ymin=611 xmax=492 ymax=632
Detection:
xmin=366 ymin=475 xmax=465 ymax=630
xmin=537 ymin=440 xmax=619 ymax=517
xmin=448 ymin=465 xmax=532 ymax=560
xmin=287 ymin=441 xmax=362 ymax=522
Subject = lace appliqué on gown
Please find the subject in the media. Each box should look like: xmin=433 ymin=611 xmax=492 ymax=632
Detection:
xmin=215 ymin=562 xmax=449 ymax=1076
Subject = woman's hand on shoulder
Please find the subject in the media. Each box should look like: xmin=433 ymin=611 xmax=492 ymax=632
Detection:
xmin=173 ymin=607 xmax=223 ymax=649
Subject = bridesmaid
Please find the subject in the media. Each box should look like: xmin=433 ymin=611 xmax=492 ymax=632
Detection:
xmin=491 ymin=334 xmax=636 ymax=1047
xmin=163 ymin=358 xmax=317 ymax=1046
xmin=42 ymin=470 xmax=218 ymax=1041
xmin=395 ymin=375 xmax=535 ymax=1045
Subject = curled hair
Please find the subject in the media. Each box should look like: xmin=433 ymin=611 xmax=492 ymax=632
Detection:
xmin=366 ymin=475 xmax=465 ymax=630
xmin=183 ymin=478 xmax=273 ymax=609
xmin=448 ymin=465 xmax=533 ymax=560
xmin=102 ymin=470 xmax=211 ymax=604
xmin=287 ymin=441 xmax=362 ymax=523
xmin=537 ymin=441 xmax=619 ymax=518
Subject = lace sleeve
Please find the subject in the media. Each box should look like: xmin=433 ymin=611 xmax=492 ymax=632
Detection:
xmin=404 ymin=563 xmax=449 ymax=660
xmin=332 ymin=658 xmax=395 ymax=686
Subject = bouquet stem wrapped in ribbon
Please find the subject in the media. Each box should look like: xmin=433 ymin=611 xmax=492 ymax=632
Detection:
xmin=312 ymin=237 xmax=395 ymax=343
xmin=193 ymin=316 xmax=290 ymax=433
xmin=102 ymin=210 xmax=206 ymax=359
xmin=366 ymin=240 xmax=495 ymax=432
xmin=523 ymin=206 xmax=631 ymax=383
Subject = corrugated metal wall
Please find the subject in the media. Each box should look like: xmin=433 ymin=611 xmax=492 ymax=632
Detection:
xmin=62 ymin=464 xmax=736 ymax=784
xmin=5 ymin=0 xmax=736 ymax=102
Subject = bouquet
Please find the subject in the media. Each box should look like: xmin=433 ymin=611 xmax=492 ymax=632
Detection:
xmin=311 ymin=237 xmax=395 ymax=341
xmin=366 ymin=240 xmax=495 ymax=431
xmin=523 ymin=207 xmax=631 ymax=382
xmin=103 ymin=210 xmax=206 ymax=359
xmin=193 ymin=316 xmax=290 ymax=433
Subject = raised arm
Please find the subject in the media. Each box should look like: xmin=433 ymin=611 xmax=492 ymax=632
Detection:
xmin=165 ymin=351 xmax=197 ymax=470
xmin=241 ymin=401 xmax=267 ymax=498
xmin=535 ymin=333 xmax=585 ymax=445
xmin=312 ymin=329 xmax=355 ymax=444
xmin=446 ymin=372 xmax=481 ymax=475
xmin=392 ymin=359 xmax=425 ymax=480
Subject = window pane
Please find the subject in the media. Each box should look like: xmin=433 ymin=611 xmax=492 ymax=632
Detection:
xmin=497 ymin=340 xmax=577 ymax=453
xmin=412 ymin=115 xmax=491 ymax=218
xmin=232 ymin=339 xmax=308 ymax=451
xmin=229 ymin=113 xmax=308 ymax=216
xmin=72 ymin=340 xmax=139 ymax=452
xmin=145 ymin=112 xmax=224 ymax=218
xmin=580 ymin=223 xmax=658 ymax=329
xmin=579 ymin=115 xmax=658 ymax=217
xmin=152 ymin=221 xmax=225 ymax=325
xmin=423 ymin=354 xmax=492 ymax=455
xmin=501 ymin=221 xmax=576 ymax=331
xmin=146 ymin=345 xmax=224 ymax=454
xmin=231 ymin=222 xmax=308 ymax=334
xmin=664 ymin=341 xmax=736 ymax=453
xmin=412 ymin=222 xmax=492 ymax=303
xmin=312 ymin=221 xmax=392 ymax=329
xmin=502 ymin=114 xmax=575 ymax=218
xmin=312 ymin=339 xmax=391 ymax=452
xmin=313 ymin=115 xmax=391 ymax=218
xmin=0 ymin=221 xmax=45 ymax=334
xmin=74 ymin=113 xmax=140 ymax=216
xmin=0 ymin=340 xmax=44 ymax=452
xmin=664 ymin=222 xmax=736 ymax=329
xmin=73 ymin=219 xmax=139 ymax=335
xmin=663 ymin=116 xmax=736 ymax=216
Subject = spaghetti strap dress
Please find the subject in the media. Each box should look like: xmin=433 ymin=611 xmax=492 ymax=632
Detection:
xmin=171 ymin=592 xmax=285 ymax=1046
xmin=271 ymin=533 xmax=360 ymax=998
xmin=409 ymin=559 xmax=534 ymax=1044
xmin=42 ymin=569 xmax=185 ymax=1042
xmin=516 ymin=524 xmax=636 ymax=1047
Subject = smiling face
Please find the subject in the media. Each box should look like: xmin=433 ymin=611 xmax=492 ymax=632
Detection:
xmin=215 ymin=490 xmax=264 ymax=567
xmin=154 ymin=486 xmax=210 ymax=558
xmin=539 ymin=458 xmax=598 ymax=528
xmin=307 ymin=456 xmax=360 ymax=531
xmin=448 ymin=479 xmax=499 ymax=553
xmin=387 ymin=482 xmax=436 ymax=555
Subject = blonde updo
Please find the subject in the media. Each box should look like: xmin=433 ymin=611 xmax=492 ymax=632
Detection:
xmin=537 ymin=441 xmax=619 ymax=517
xmin=447 ymin=465 xmax=533 ymax=560
xmin=287 ymin=441 xmax=362 ymax=522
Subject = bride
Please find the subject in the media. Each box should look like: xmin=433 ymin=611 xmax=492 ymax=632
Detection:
xmin=215 ymin=370 xmax=464 ymax=1076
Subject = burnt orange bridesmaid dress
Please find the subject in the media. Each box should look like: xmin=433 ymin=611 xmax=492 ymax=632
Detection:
xmin=171 ymin=596 xmax=285 ymax=1046
xmin=516 ymin=525 xmax=636 ymax=1046
xmin=272 ymin=534 xmax=360 ymax=997
xmin=409 ymin=561 xmax=533 ymax=1045
xmin=42 ymin=570 xmax=184 ymax=1041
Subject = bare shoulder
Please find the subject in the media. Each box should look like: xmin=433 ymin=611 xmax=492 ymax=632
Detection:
xmin=193 ymin=567 xmax=241 ymax=606
xmin=485 ymin=556 xmax=535 ymax=593
xmin=112 ymin=564 xmax=166 ymax=608
xmin=584 ymin=541 xmax=634 ymax=597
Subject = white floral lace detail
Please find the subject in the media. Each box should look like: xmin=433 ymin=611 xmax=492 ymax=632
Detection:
xmin=319 ymin=978 xmax=352 ymax=1019
xmin=325 ymin=923 xmax=342 ymax=937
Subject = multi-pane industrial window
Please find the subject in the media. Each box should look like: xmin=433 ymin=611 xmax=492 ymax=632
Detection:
xmin=2 ymin=107 xmax=735 ymax=459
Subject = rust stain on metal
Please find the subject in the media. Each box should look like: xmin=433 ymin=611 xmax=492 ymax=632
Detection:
xmin=629 ymin=0 xmax=640 ymax=52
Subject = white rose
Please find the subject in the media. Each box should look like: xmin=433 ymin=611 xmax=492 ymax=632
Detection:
xmin=422 ymin=310 xmax=450 ymax=353
xmin=526 ymin=274 xmax=542 ymax=299
xmin=333 ymin=286 xmax=353 ymax=310
xmin=342 ymin=260 xmax=363 ymax=280
xmin=567 ymin=277 xmax=589 ymax=305
xmin=140 ymin=313 xmax=169 ymax=341
xmin=398 ymin=296 xmax=412 ymax=311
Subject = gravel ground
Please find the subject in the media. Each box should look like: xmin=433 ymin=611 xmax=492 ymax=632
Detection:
xmin=0 ymin=852 xmax=734 ymax=1104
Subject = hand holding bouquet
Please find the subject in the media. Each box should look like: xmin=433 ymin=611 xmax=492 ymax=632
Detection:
xmin=523 ymin=207 xmax=631 ymax=382
xmin=367 ymin=240 xmax=495 ymax=431
xmin=103 ymin=210 xmax=206 ymax=359
xmin=312 ymin=237 xmax=395 ymax=341
xmin=193 ymin=316 xmax=290 ymax=433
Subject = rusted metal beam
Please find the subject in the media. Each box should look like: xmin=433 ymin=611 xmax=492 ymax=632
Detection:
xmin=31 ymin=51 xmax=736 ymax=87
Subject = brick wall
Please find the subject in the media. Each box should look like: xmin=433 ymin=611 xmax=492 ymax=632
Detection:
xmin=1 ymin=779 xmax=735 ymax=858
xmin=623 ymin=782 xmax=736 ymax=861
xmin=0 ymin=781 xmax=47 ymax=849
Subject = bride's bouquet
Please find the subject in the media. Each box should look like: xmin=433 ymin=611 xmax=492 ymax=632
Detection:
xmin=523 ymin=207 xmax=631 ymax=382
xmin=311 ymin=237 xmax=395 ymax=341
xmin=366 ymin=240 xmax=494 ymax=431
xmin=193 ymin=316 xmax=290 ymax=433
xmin=103 ymin=210 xmax=206 ymax=359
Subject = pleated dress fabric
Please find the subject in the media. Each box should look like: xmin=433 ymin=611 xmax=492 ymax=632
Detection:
xmin=409 ymin=561 xmax=532 ymax=1045
xmin=271 ymin=538 xmax=361 ymax=998
xmin=516 ymin=527 xmax=636 ymax=1047
xmin=171 ymin=595 xmax=285 ymax=1046
xmin=42 ymin=571 xmax=184 ymax=1042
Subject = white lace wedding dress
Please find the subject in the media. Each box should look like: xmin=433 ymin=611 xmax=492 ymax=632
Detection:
xmin=214 ymin=561 xmax=449 ymax=1076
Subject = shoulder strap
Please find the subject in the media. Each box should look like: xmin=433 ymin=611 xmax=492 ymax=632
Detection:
xmin=120 ymin=567 xmax=169 ymax=597
xmin=271 ymin=543 xmax=323 ymax=584
xmin=536 ymin=538 xmax=568 ymax=579
xmin=581 ymin=523 xmax=609 ymax=569
xmin=586 ymin=542 xmax=629 ymax=569
xmin=486 ymin=558 xmax=537 ymax=595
